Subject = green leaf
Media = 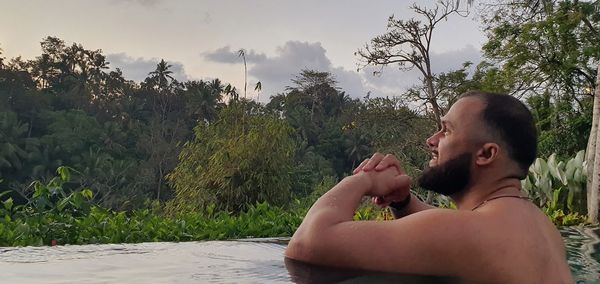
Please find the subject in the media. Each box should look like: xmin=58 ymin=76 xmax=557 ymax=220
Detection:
xmin=81 ymin=189 xmax=94 ymax=200
xmin=574 ymin=150 xmax=585 ymax=166
xmin=57 ymin=166 xmax=71 ymax=182
xmin=3 ymin=197 xmax=13 ymax=211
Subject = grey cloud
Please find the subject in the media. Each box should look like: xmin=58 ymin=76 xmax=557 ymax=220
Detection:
xmin=331 ymin=67 xmax=369 ymax=98
xmin=241 ymin=41 xmax=373 ymax=101
xmin=250 ymin=41 xmax=331 ymax=85
xmin=362 ymin=66 xmax=421 ymax=95
xmin=430 ymin=45 xmax=482 ymax=74
xmin=204 ymin=46 xmax=267 ymax=64
xmin=106 ymin=53 xmax=190 ymax=82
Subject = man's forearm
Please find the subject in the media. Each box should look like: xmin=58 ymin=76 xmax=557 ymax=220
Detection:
xmin=286 ymin=174 xmax=371 ymax=261
xmin=301 ymin=173 xmax=370 ymax=227
xmin=287 ymin=173 xmax=370 ymax=255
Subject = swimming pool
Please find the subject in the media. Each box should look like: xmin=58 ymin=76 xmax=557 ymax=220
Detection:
xmin=0 ymin=227 xmax=597 ymax=283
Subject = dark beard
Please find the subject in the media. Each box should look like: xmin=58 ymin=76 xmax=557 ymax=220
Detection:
xmin=418 ymin=152 xmax=472 ymax=196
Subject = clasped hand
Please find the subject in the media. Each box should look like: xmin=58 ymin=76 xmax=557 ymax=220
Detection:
xmin=353 ymin=153 xmax=412 ymax=207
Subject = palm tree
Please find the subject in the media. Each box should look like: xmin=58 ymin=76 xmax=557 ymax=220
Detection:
xmin=224 ymin=84 xmax=239 ymax=102
xmin=238 ymin=49 xmax=247 ymax=99
xmin=0 ymin=112 xmax=39 ymax=175
xmin=184 ymin=80 xmax=223 ymax=123
xmin=254 ymin=81 xmax=262 ymax=102
xmin=148 ymin=59 xmax=175 ymax=91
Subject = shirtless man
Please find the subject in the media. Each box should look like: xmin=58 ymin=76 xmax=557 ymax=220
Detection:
xmin=285 ymin=91 xmax=573 ymax=283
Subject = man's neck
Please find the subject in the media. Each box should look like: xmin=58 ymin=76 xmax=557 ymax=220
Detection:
xmin=451 ymin=178 xmax=523 ymax=211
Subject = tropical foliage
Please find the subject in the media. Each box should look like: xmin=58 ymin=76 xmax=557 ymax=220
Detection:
xmin=523 ymin=150 xmax=589 ymax=225
xmin=0 ymin=167 xmax=303 ymax=246
xmin=1 ymin=0 xmax=597 ymax=246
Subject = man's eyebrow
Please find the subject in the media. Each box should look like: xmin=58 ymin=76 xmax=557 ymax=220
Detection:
xmin=441 ymin=120 xmax=454 ymax=129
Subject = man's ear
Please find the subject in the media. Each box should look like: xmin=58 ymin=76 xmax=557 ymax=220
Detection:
xmin=475 ymin=143 xmax=499 ymax=166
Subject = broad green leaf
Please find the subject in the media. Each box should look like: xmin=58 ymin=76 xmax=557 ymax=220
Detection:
xmin=574 ymin=150 xmax=585 ymax=166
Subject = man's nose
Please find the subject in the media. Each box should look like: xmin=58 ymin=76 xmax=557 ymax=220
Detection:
xmin=426 ymin=133 xmax=438 ymax=148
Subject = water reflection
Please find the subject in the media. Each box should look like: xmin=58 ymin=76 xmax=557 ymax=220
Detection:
xmin=561 ymin=227 xmax=600 ymax=283
xmin=0 ymin=228 xmax=598 ymax=283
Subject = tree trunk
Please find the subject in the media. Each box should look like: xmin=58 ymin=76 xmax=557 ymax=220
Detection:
xmin=157 ymin=164 xmax=163 ymax=200
xmin=424 ymin=75 xmax=439 ymax=205
xmin=588 ymin=63 xmax=600 ymax=222
xmin=425 ymin=76 xmax=442 ymax=130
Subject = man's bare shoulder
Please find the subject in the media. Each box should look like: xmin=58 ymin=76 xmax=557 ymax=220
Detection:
xmin=394 ymin=203 xmax=571 ymax=282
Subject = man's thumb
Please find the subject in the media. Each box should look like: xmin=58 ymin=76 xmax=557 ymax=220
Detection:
xmin=394 ymin=175 xmax=412 ymax=189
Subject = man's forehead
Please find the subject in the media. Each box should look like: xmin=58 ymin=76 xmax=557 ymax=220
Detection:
xmin=444 ymin=97 xmax=485 ymax=126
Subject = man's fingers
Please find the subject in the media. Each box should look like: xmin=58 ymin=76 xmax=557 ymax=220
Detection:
xmin=353 ymin=159 xmax=370 ymax=174
xmin=362 ymin=153 xmax=385 ymax=171
xmin=371 ymin=196 xmax=389 ymax=208
xmin=375 ymin=154 xmax=404 ymax=173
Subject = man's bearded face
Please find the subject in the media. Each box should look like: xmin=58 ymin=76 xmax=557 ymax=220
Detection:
xmin=418 ymin=152 xmax=473 ymax=196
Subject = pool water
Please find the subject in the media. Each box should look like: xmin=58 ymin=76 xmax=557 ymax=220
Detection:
xmin=562 ymin=227 xmax=600 ymax=283
xmin=0 ymin=228 xmax=598 ymax=283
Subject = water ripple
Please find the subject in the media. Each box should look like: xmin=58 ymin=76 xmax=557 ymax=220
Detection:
xmin=0 ymin=231 xmax=598 ymax=283
xmin=561 ymin=227 xmax=600 ymax=283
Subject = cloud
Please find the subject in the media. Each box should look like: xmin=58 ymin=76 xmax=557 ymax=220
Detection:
xmin=204 ymin=42 xmax=481 ymax=102
xmin=249 ymin=41 xmax=332 ymax=86
xmin=230 ymin=41 xmax=370 ymax=100
xmin=204 ymin=46 xmax=267 ymax=64
xmin=106 ymin=53 xmax=190 ymax=82
xmin=430 ymin=45 xmax=482 ymax=74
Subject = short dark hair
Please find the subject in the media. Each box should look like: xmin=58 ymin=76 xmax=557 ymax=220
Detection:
xmin=460 ymin=91 xmax=537 ymax=179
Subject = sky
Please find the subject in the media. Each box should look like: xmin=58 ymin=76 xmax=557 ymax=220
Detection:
xmin=0 ymin=0 xmax=487 ymax=102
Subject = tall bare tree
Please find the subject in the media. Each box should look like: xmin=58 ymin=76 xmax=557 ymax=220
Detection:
xmin=238 ymin=49 xmax=247 ymax=99
xmin=356 ymin=0 xmax=468 ymax=129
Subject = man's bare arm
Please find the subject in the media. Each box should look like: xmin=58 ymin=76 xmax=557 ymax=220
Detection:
xmin=285 ymin=170 xmax=482 ymax=276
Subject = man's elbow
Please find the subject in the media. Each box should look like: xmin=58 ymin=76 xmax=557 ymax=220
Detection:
xmin=285 ymin=235 xmax=311 ymax=261
xmin=285 ymin=229 xmax=321 ymax=263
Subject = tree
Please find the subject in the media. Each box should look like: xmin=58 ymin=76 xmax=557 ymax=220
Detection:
xmin=589 ymin=64 xmax=600 ymax=221
xmin=482 ymin=1 xmax=598 ymax=99
xmin=527 ymin=92 xmax=591 ymax=158
xmin=139 ymin=60 xmax=187 ymax=201
xmin=146 ymin=59 xmax=176 ymax=91
xmin=357 ymin=0 xmax=468 ymax=128
xmin=238 ymin=49 xmax=248 ymax=99
xmin=350 ymin=97 xmax=433 ymax=175
xmin=183 ymin=79 xmax=224 ymax=125
xmin=167 ymin=103 xmax=296 ymax=213
xmin=254 ymin=81 xmax=262 ymax=102
xmin=0 ymin=46 xmax=4 ymax=69
xmin=286 ymin=69 xmax=341 ymax=122
xmin=0 ymin=112 xmax=39 ymax=179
